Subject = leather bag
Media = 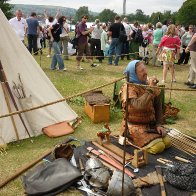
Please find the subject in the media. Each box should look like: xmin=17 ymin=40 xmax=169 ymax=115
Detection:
xmin=119 ymin=26 xmax=127 ymax=42
xmin=70 ymin=37 xmax=79 ymax=49
xmin=23 ymin=158 xmax=82 ymax=196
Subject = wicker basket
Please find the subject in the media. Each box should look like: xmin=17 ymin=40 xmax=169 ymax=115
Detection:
xmin=163 ymin=102 xmax=180 ymax=119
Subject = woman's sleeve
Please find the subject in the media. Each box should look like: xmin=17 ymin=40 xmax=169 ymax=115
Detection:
xmin=176 ymin=37 xmax=181 ymax=49
xmin=158 ymin=36 xmax=165 ymax=47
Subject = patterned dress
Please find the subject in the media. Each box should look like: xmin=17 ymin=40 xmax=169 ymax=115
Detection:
xmin=158 ymin=35 xmax=181 ymax=63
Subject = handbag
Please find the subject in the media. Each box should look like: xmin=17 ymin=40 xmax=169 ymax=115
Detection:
xmin=70 ymin=36 xmax=79 ymax=49
xmin=23 ymin=158 xmax=82 ymax=196
xmin=119 ymin=26 xmax=127 ymax=42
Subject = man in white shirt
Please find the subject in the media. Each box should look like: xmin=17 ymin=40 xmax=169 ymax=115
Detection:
xmin=122 ymin=17 xmax=131 ymax=60
xmin=9 ymin=10 xmax=27 ymax=43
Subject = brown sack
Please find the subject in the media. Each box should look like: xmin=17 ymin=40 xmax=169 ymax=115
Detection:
xmin=42 ymin=121 xmax=74 ymax=137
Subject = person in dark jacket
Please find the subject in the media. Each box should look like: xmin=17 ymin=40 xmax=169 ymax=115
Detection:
xmin=107 ymin=15 xmax=125 ymax=66
xmin=26 ymin=12 xmax=40 ymax=55
xmin=48 ymin=16 xmax=66 ymax=71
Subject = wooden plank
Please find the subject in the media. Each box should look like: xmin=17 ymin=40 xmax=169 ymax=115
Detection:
xmin=102 ymin=142 xmax=132 ymax=161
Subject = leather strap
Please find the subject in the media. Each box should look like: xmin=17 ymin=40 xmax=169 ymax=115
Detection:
xmin=87 ymin=147 xmax=135 ymax=178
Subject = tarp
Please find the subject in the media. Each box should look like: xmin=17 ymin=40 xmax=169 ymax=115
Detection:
xmin=0 ymin=9 xmax=77 ymax=144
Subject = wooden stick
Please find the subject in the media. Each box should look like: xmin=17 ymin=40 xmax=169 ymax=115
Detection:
xmin=155 ymin=166 xmax=166 ymax=196
xmin=0 ymin=61 xmax=32 ymax=139
xmin=0 ymin=76 xmax=126 ymax=119
xmin=175 ymin=156 xmax=191 ymax=163
xmin=168 ymin=132 xmax=196 ymax=150
xmin=172 ymin=129 xmax=196 ymax=142
xmin=112 ymin=135 xmax=142 ymax=150
xmin=169 ymin=139 xmax=195 ymax=157
xmin=1 ymin=83 xmax=19 ymax=140
xmin=87 ymin=147 xmax=135 ymax=178
xmin=168 ymin=135 xmax=196 ymax=153
xmin=169 ymin=136 xmax=196 ymax=154
xmin=86 ymin=152 xmax=116 ymax=171
xmin=0 ymin=137 xmax=73 ymax=188
xmin=169 ymin=137 xmax=196 ymax=154
xmin=92 ymin=141 xmax=132 ymax=164
xmin=0 ymin=149 xmax=51 ymax=188
xmin=126 ymin=140 xmax=143 ymax=150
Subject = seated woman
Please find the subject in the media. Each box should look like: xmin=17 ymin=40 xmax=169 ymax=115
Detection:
xmin=120 ymin=60 xmax=171 ymax=154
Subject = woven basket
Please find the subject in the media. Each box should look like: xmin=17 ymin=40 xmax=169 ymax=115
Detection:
xmin=163 ymin=102 xmax=180 ymax=119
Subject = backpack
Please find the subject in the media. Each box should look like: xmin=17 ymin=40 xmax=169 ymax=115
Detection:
xmin=52 ymin=25 xmax=61 ymax=37
xmin=134 ymin=29 xmax=143 ymax=43
xmin=141 ymin=38 xmax=149 ymax=48
xmin=119 ymin=25 xmax=127 ymax=42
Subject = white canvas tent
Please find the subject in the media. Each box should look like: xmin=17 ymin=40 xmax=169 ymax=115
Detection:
xmin=0 ymin=9 xmax=78 ymax=144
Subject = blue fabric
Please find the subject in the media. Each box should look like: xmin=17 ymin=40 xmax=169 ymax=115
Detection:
xmin=26 ymin=18 xmax=39 ymax=35
xmin=124 ymin=60 xmax=146 ymax=84
xmin=108 ymin=38 xmax=123 ymax=65
xmin=51 ymin=42 xmax=65 ymax=70
xmin=27 ymin=34 xmax=38 ymax=54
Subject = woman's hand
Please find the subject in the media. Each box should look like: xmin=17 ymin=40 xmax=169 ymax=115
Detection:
xmin=148 ymin=76 xmax=159 ymax=87
xmin=185 ymin=47 xmax=190 ymax=53
xmin=157 ymin=126 xmax=167 ymax=137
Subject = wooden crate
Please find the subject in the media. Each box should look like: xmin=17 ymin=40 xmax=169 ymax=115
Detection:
xmin=84 ymin=101 xmax=110 ymax=123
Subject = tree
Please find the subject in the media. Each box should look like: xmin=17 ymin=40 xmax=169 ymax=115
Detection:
xmin=134 ymin=9 xmax=149 ymax=24
xmin=74 ymin=6 xmax=90 ymax=22
xmin=127 ymin=13 xmax=136 ymax=23
xmin=98 ymin=9 xmax=117 ymax=23
xmin=176 ymin=0 xmax=196 ymax=25
xmin=150 ymin=12 xmax=161 ymax=26
xmin=0 ymin=0 xmax=13 ymax=19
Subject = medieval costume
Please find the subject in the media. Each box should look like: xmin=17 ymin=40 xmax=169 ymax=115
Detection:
xmin=120 ymin=60 xmax=171 ymax=154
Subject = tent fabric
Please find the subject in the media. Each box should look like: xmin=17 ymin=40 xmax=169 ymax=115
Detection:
xmin=0 ymin=9 xmax=78 ymax=144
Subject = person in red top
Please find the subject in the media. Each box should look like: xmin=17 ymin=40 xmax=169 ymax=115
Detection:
xmin=156 ymin=24 xmax=181 ymax=83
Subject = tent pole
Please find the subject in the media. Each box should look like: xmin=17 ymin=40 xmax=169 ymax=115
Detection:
xmin=121 ymin=73 xmax=130 ymax=195
xmin=0 ymin=60 xmax=32 ymax=140
xmin=1 ymin=82 xmax=20 ymax=140
xmin=0 ymin=137 xmax=74 ymax=188
xmin=0 ymin=148 xmax=52 ymax=188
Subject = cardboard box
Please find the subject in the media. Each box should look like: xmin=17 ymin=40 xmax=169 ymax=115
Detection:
xmin=84 ymin=101 xmax=110 ymax=123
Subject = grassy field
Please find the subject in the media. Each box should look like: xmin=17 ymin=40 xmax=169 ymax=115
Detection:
xmin=0 ymin=47 xmax=196 ymax=195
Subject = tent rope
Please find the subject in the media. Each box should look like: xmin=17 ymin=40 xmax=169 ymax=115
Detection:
xmin=0 ymin=76 xmax=125 ymax=119
xmin=0 ymin=77 xmax=195 ymax=119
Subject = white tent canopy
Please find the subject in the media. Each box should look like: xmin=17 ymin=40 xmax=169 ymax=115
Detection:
xmin=0 ymin=9 xmax=78 ymax=144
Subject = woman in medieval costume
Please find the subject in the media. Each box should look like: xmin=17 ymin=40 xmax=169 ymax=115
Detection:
xmin=120 ymin=60 xmax=171 ymax=154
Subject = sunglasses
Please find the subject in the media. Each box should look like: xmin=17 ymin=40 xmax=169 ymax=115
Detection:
xmin=83 ymin=17 xmax=88 ymax=19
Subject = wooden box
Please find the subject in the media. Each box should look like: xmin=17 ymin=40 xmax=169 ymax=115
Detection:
xmin=84 ymin=101 xmax=110 ymax=123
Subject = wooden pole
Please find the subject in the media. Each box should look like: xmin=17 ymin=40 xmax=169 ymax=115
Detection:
xmin=1 ymin=82 xmax=19 ymax=140
xmin=0 ymin=149 xmax=51 ymax=188
xmin=0 ymin=137 xmax=74 ymax=188
xmin=122 ymin=75 xmax=130 ymax=195
xmin=0 ymin=61 xmax=32 ymax=139
xmin=155 ymin=166 xmax=166 ymax=196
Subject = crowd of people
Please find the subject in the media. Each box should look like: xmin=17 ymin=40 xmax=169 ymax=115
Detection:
xmin=8 ymin=9 xmax=196 ymax=88
xmin=7 ymin=8 xmax=196 ymax=155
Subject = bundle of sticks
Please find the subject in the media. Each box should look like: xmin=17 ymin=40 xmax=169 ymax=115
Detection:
xmin=12 ymin=73 xmax=26 ymax=99
xmin=167 ymin=128 xmax=196 ymax=157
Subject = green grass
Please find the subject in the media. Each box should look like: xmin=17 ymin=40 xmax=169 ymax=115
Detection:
xmin=0 ymin=47 xmax=196 ymax=195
